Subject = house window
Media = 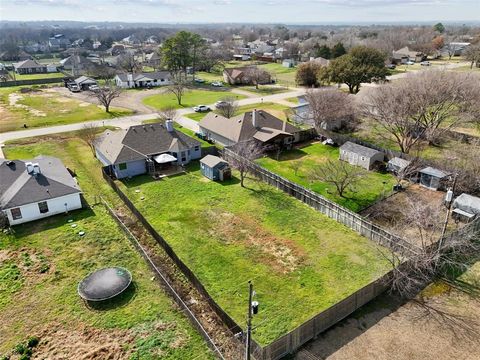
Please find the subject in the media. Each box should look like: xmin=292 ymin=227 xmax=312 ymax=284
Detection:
xmin=187 ymin=150 xmax=191 ymax=155
xmin=11 ymin=208 xmax=22 ymax=220
xmin=361 ymin=156 xmax=366 ymax=161
xmin=118 ymin=163 xmax=127 ymax=170
xmin=38 ymin=201 xmax=49 ymax=214
xmin=194 ymin=146 xmax=200 ymax=152
xmin=181 ymin=151 xmax=186 ymax=162
xmin=160 ymin=79 xmax=165 ymax=82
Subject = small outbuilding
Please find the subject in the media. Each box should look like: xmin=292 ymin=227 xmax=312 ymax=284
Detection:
xmin=74 ymin=76 xmax=97 ymax=90
xmin=452 ymin=193 xmax=480 ymax=222
xmin=419 ymin=167 xmax=449 ymax=191
xmin=387 ymin=157 xmax=411 ymax=174
xmin=339 ymin=141 xmax=384 ymax=170
xmin=200 ymin=155 xmax=231 ymax=181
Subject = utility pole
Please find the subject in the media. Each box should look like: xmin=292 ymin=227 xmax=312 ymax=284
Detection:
xmin=245 ymin=281 xmax=253 ymax=360
xmin=438 ymin=173 xmax=458 ymax=250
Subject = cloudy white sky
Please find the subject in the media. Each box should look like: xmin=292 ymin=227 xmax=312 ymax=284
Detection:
xmin=0 ymin=0 xmax=478 ymax=23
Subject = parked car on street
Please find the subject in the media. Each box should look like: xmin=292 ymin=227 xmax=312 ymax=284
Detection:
xmin=215 ymin=100 xmax=228 ymax=108
xmin=405 ymin=60 xmax=415 ymax=65
xmin=211 ymin=81 xmax=223 ymax=87
xmin=420 ymin=61 xmax=431 ymax=66
xmin=194 ymin=78 xmax=205 ymax=83
xmin=386 ymin=64 xmax=396 ymax=69
xmin=193 ymin=105 xmax=210 ymax=112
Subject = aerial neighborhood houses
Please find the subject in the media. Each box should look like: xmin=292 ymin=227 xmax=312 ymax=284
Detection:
xmin=94 ymin=121 xmax=201 ymax=179
xmin=223 ymin=67 xmax=272 ymax=85
xmin=392 ymin=46 xmax=426 ymax=63
xmin=13 ymin=59 xmax=47 ymax=74
xmin=199 ymin=109 xmax=301 ymax=147
xmin=0 ymin=156 xmax=82 ymax=225
xmin=114 ymin=71 xmax=172 ymax=88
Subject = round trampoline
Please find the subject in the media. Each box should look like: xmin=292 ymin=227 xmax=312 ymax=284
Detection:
xmin=78 ymin=267 xmax=132 ymax=301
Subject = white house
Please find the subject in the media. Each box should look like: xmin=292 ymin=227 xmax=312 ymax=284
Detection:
xmin=114 ymin=71 xmax=172 ymax=88
xmin=94 ymin=121 xmax=201 ymax=179
xmin=0 ymin=156 xmax=82 ymax=226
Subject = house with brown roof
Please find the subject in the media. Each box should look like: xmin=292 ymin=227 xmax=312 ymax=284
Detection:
xmin=223 ymin=67 xmax=271 ymax=85
xmin=94 ymin=121 xmax=201 ymax=179
xmin=392 ymin=46 xmax=425 ymax=63
xmin=13 ymin=59 xmax=47 ymax=74
xmin=199 ymin=109 xmax=301 ymax=147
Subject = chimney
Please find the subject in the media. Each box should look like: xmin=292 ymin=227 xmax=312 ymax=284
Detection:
xmin=32 ymin=163 xmax=40 ymax=175
xmin=127 ymin=73 xmax=134 ymax=88
xmin=252 ymin=109 xmax=257 ymax=128
xmin=282 ymin=120 xmax=286 ymax=132
xmin=165 ymin=119 xmax=174 ymax=132
xmin=25 ymin=162 xmax=34 ymax=174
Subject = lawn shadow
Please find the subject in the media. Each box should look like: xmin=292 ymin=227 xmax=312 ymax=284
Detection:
xmin=10 ymin=208 xmax=96 ymax=239
xmin=84 ymin=281 xmax=137 ymax=311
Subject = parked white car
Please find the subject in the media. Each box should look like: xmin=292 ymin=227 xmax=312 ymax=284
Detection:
xmin=88 ymin=84 xmax=100 ymax=91
xmin=193 ymin=105 xmax=210 ymax=112
xmin=405 ymin=60 xmax=415 ymax=65
xmin=194 ymin=78 xmax=205 ymax=83
xmin=211 ymin=81 xmax=223 ymax=87
xmin=420 ymin=61 xmax=431 ymax=66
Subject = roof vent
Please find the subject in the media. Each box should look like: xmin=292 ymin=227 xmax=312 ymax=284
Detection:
xmin=32 ymin=163 xmax=41 ymax=175
xmin=6 ymin=160 xmax=14 ymax=167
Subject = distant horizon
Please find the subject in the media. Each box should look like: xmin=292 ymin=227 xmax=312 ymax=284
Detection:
xmin=1 ymin=0 xmax=479 ymax=24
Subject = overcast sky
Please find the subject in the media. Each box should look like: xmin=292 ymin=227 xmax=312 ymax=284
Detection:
xmin=0 ymin=0 xmax=479 ymax=24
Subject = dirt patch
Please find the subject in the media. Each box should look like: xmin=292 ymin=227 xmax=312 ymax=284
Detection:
xmin=206 ymin=209 xmax=305 ymax=273
xmin=8 ymin=93 xmax=47 ymax=117
xmin=32 ymin=323 xmax=134 ymax=360
xmin=298 ymin=288 xmax=480 ymax=360
xmin=360 ymin=184 xmax=445 ymax=247
xmin=0 ymin=248 xmax=53 ymax=282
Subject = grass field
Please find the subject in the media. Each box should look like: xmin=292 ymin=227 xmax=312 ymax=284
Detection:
xmin=258 ymin=63 xmax=297 ymax=86
xmin=142 ymin=89 xmax=246 ymax=110
xmin=0 ymin=137 xmax=213 ymax=359
xmin=256 ymin=142 xmax=397 ymax=212
xmin=0 ymin=87 xmax=131 ymax=133
xmin=242 ymin=86 xmax=291 ymax=95
xmin=184 ymin=102 xmax=290 ymax=122
xmin=8 ymin=71 xmax=65 ymax=80
xmin=117 ymin=164 xmax=391 ymax=346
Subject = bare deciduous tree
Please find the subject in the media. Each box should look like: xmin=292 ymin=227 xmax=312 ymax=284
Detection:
xmin=362 ymin=70 xmax=480 ymax=153
xmin=244 ymin=67 xmax=271 ymax=89
xmin=90 ymin=85 xmax=122 ymax=113
xmin=302 ymin=88 xmax=357 ymax=132
xmin=167 ymin=80 xmax=188 ymax=106
xmin=78 ymin=123 xmax=99 ymax=155
xmin=116 ymin=52 xmax=140 ymax=73
xmin=216 ymin=96 xmax=238 ymax=119
xmin=464 ymin=44 xmax=480 ymax=69
xmin=309 ymin=159 xmax=366 ymax=198
xmin=157 ymin=105 xmax=178 ymax=123
xmin=290 ymin=161 xmax=302 ymax=176
xmin=228 ymin=141 xmax=264 ymax=188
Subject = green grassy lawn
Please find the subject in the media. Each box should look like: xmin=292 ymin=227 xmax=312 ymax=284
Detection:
xmin=0 ymin=137 xmax=213 ymax=359
xmin=117 ymin=164 xmax=391 ymax=346
xmin=8 ymin=71 xmax=65 ymax=80
xmin=256 ymin=142 xmax=397 ymax=212
xmin=0 ymin=87 xmax=131 ymax=133
xmin=285 ymin=96 xmax=300 ymax=104
xmin=241 ymin=86 xmax=291 ymax=95
xmin=142 ymin=89 xmax=246 ymax=110
xmin=258 ymin=63 xmax=297 ymax=86
xmin=184 ymin=102 xmax=290 ymax=122
xmin=195 ymin=71 xmax=224 ymax=83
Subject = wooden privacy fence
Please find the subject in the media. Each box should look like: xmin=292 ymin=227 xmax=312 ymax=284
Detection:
xmin=0 ymin=77 xmax=65 ymax=87
xmin=222 ymin=148 xmax=417 ymax=255
xmin=101 ymin=198 xmax=226 ymax=360
xmin=101 ymin=169 xmax=245 ymax=348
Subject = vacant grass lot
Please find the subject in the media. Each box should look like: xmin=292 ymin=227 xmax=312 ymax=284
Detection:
xmin=1 ymin=137 xmax=213 ymax=359
xmin=256 ymin=142 xmax=396 ymax=212
xmin=242 ymin=86 xmax=291 ymax=95
xmin=8 ymin=71 xmax=65 ymax=80
xmin=143 ymin=89 xmax=246 ymax=110
xmin=184 ymin=102 xmax=290 ymax=122
xmin=258 ymin=63 xmax=297 ymax=86
xmin=117 ymin=164 xmax=391 ymax=346
xmin=0 ymin=87 xmax=131 ymax=133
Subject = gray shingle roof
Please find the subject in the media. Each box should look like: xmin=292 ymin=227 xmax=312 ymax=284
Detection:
xmin=199 ymin=110 xmax=300 ymax=144
xmin=200 ymin=155 xmax=228 ymax=169
xmin=94 ymin=122 xmax=201 ymax=164
xmin=116 ymin=71 xmax=171 ymax=82
xmin=0 ymin=156 xmax=81 ymax=209
xmin=420 ymin=167 xmax=448 ymax=178
xmin=340 ymin=141 xmax=382 ymax=158
xmin=453 ymin=193 xmax=480 ymax=215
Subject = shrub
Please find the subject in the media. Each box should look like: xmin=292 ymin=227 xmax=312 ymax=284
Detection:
xmin=14 ymin=343 xmax=26 ymax=354
xmin=27 ymin=336 xmax=39 ymax=348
